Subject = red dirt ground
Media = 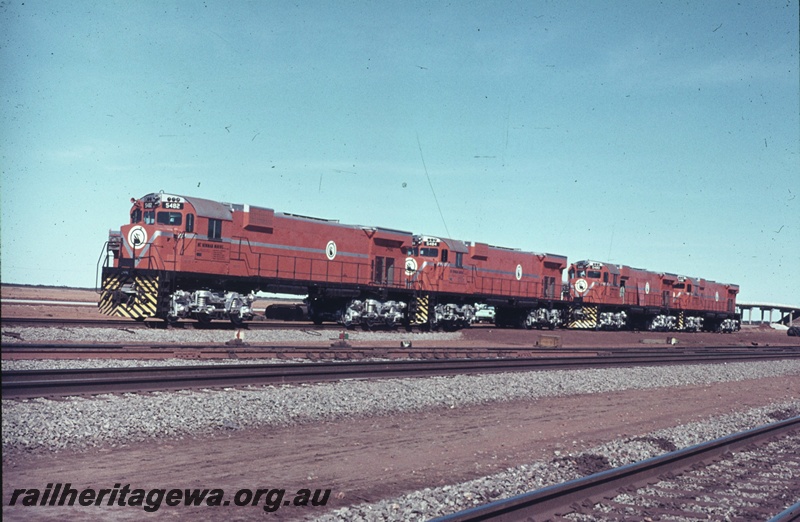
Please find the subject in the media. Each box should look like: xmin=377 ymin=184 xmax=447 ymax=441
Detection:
xmin=2 ymin=376 xmax=797 ymax=521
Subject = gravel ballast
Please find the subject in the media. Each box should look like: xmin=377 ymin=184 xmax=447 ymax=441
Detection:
xmin=1 ymin=326 xmax=462 ymax=345
xmin=313 ymin=401 xmax=800 ymax=521
xmin=3 ymin=360 xmax=799 ymax=456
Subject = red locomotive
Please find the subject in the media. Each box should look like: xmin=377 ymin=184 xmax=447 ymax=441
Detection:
xmin=99 ymin=192 xmax=567 ymax=329
xmin=99 ymin=192 xmax=738 ymax=331
xmin=403 ymin=237 xmax=567 ymax=329
xmin=567 ymin=260 xmax=739 ymax=332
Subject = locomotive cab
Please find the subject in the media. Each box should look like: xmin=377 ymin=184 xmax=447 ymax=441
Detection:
xmin=403 ymin=235 xmax=465 ymax=272
xmin=117 ymin=193 xmax=195 ymax=270
xmin=100 ymin=192 xmax=254 ymax=324
xmin=569 ymin=261 xmax=616 ymax=301
xmin=401 ymin=235 xmax=474 ymax=329
xmin=402 ymin=234 xmax=468 ymax=289
xmin=568 ymin=260 xmax=628 ymax=330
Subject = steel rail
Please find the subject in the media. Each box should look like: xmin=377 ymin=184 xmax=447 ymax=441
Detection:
xmin=769 ymin=500 xmax=800 ymax=522
xmin=3 ymin=352 xmax=799 ymax=399
xmin=433 ymin=416 xmax=800 ymax=522
xmin=1 ymin=340 xmax=795 ymax=350
xmin=1 ymin=317 xmax=324 ymax=330
xmin=6 ymin=342 xmax=798 ymax=363
xmin=3 ymin=342 xmax=798 ymax=356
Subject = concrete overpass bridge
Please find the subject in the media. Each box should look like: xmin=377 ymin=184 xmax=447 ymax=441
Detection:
xmin=737 ymin=301 xmax=800 ymax=326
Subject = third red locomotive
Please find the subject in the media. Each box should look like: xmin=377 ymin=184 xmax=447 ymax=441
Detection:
xmin=567 ymin=260 xmax=739 ymax=332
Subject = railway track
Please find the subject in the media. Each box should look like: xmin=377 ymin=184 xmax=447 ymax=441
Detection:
xmin=2 ymin=342 xmax=798 ymax=361
xmin=3 ymin=351 xmax=800 ymax=399
xmin=434 ymin=416 xmax=800 ymax=521
xmin=1 ymin=317 xmax=319 ymax=330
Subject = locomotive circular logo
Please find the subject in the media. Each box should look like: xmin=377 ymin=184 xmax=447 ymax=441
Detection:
xmin=127 ymin=226 xmax=147 ymax=248
xmin=515 ymin=264 xmax=523 ymax=281
xmin=715 ymin=291 xmax=719 ymax=302
xmin=645 ymin=282 xmax=650 ymax=294
xmin=405 ymin=257 xmax=418 ymax=276
xmin=575 ymin=278 xmax=588 ymax=293
xmin=325 ymin=241 xmax=337 ymax=260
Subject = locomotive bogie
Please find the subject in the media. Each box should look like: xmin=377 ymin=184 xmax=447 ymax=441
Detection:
xmin=432 ymin=303 xmax=476 ymax=330
xmin=341 ymin=299 xmax=407 ymax=330
xmin=495 ymin=306 xmax=560 ymax=329
xmin=683 ymin=315 xmax=704 ymax=332
xmin=167 ymin=289 xmax=254 ymax=325
xmin=717 ymin=318 xmax=740 ymax=333
xmin=524 ymin=308 xmax=563 ymax=330
xmin=597 ymin=311 xmax=627 ymax=330
xmin=649 ymin=314 xmax=677 ymax=332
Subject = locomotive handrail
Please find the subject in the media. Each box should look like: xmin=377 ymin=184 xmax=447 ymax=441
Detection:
xmin=95 ymin=241 xmax=111 ymax=294
xmin=226 ymin=236 xmax=561 ymax=298
xmin=477 ymin=274 xmax=548 ymax=301
xmin=231 ymin=247 xmax=408 ymax=290
xmin=134 ymin=250 xmax=162 ymax=271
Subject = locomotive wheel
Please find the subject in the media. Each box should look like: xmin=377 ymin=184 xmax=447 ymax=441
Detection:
xmin=229 ymin=298 xmax=245 ymax=327
xmin=363 ymin=318 xmax=378 ymax=331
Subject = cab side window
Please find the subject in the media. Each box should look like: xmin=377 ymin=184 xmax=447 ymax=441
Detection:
xmin=131 ymin=208 xmax=142 ymax=224
xmin=208 ymin=218 xmax=222 ymax=240
xmin=186 ymin=214 xmax=194 ymax=233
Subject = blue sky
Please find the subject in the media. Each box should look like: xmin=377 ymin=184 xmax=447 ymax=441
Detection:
xmin=2 ymin=1 xmax=798 ymax=305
